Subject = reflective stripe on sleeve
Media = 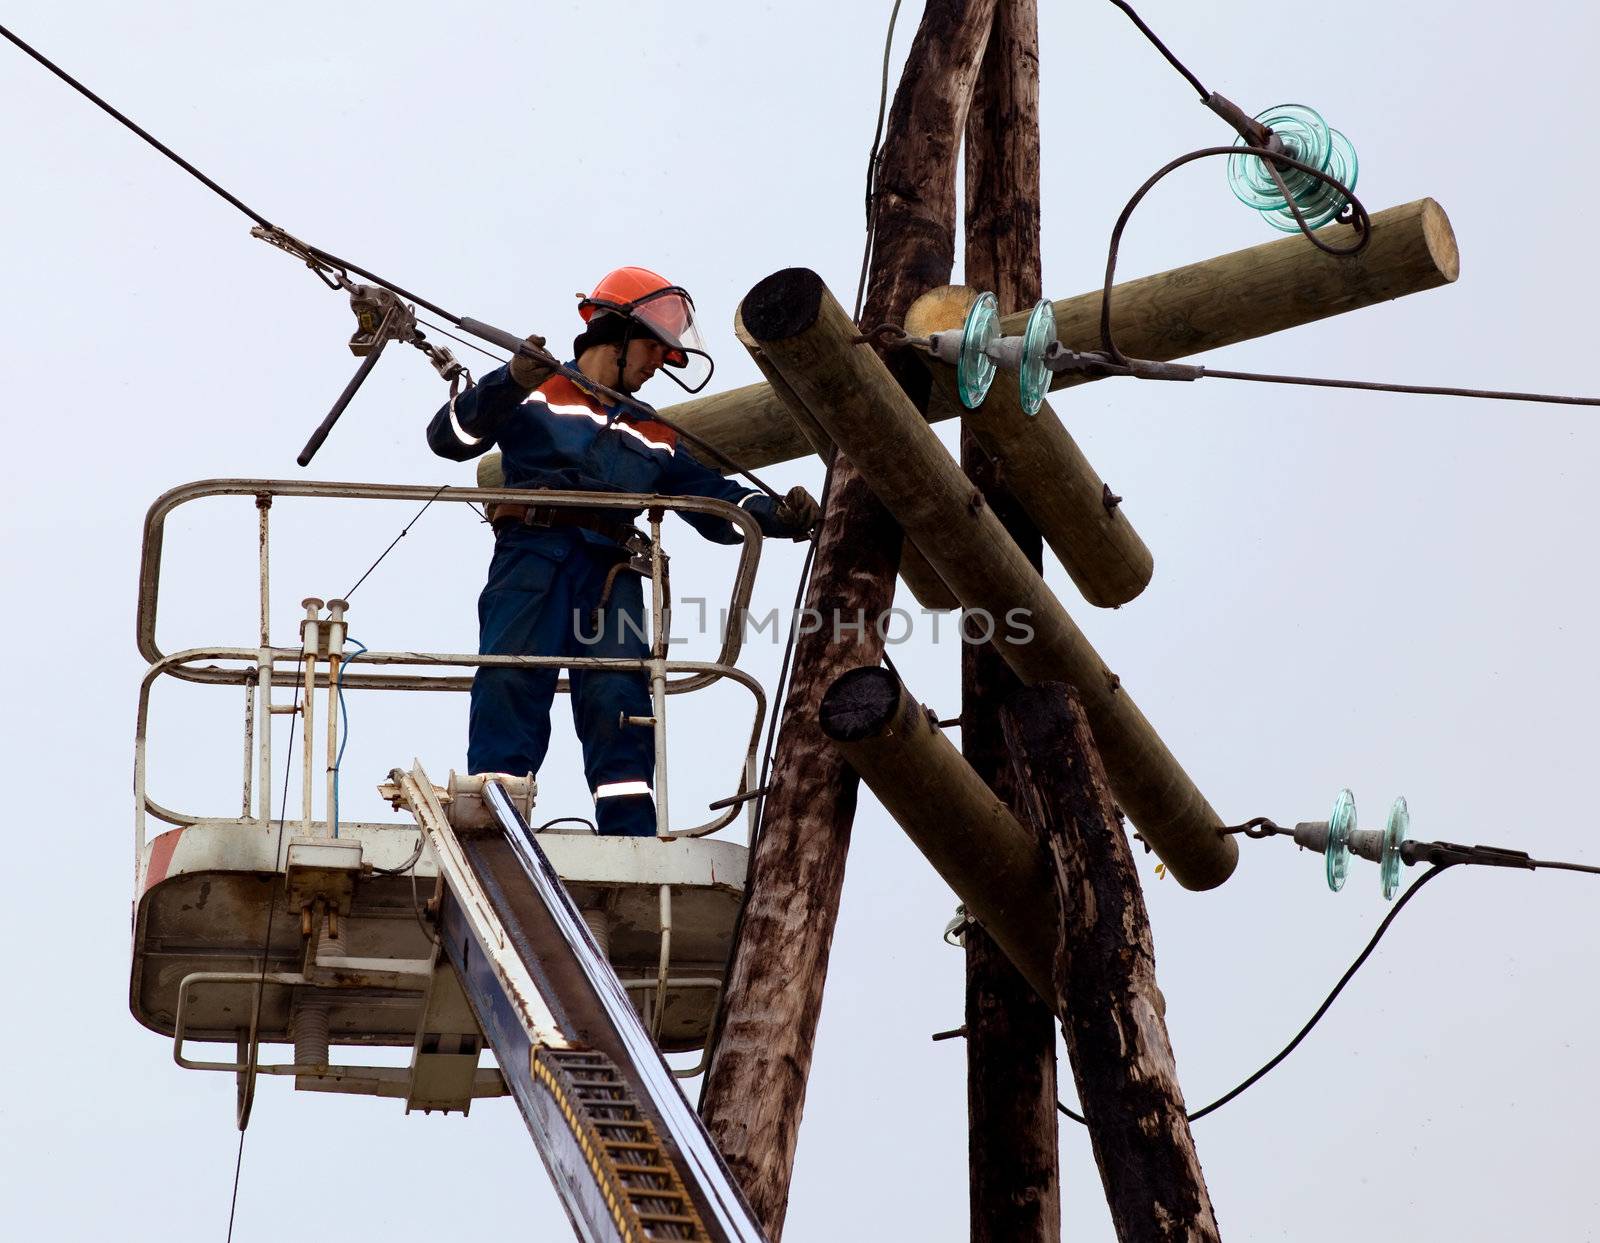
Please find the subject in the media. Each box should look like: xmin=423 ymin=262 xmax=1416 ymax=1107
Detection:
xmin=448 ymin=403 xmax=482 ymax=447
xmin=529 ymin=395 xmax=675 ymax=455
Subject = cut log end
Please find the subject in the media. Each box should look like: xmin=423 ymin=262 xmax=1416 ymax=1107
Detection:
xmin=1419 ymin=197 xmax=1460 ymax=284
xmin=818 ymin=665 xmax=902 ymax=742
xmin=742 ymin=268 xmax=828 ymax=343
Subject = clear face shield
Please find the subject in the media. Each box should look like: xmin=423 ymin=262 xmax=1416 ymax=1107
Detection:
xmin=623 ymin=287 xmax=715 ymax=394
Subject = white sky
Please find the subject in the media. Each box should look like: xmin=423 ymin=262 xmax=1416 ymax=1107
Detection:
xmin=3 ymin=2 xmax=1598 ymax=1239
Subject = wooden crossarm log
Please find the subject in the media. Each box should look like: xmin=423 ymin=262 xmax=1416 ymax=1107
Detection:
xmin=740 ymin=266 xmax=1237 ymax=890
xmin=665 ymin=198 xmax=1457 ymax=471
xmin=820 ymin=665 xmax=1059 ymax=1001
xmin=670 ymin=199 xmax=1456 ymax=610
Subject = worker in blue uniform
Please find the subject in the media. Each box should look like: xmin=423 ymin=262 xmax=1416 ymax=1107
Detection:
xmin=427 ymin=267 xmax=819 ymax=836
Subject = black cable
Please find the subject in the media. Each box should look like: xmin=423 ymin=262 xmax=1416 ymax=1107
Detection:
xmin=225 ymin=1130 xmax=247 ymax=1243
xmin=854 ymin=0 xmax=905 ymax=322
xmin=1054 ymin=863 xmax=1454 ymax=1127
xmin=1523 ymin=857 xmax=1600 ymax=876
xmin=694 ymin=451 xmax=834 ymax=1107
xmin=1103 ymin=0 xmax=1209 ymax=100
xmin=535 ymin=816 xmax=598 ymax=834
xmin=340 ymin=483 xmax=452 ymax=601
xmin=227 ymin=658 xmax=305 ymax=1237
xmin=0 ymin=23 xmax=275 ymax=229
xmin=0 ymin=22 xmax=793 ymax=499
xmin=1101 ymin=144 xmax=1370 ymax=363
xmin=1200 ymin=367 xmax=1600 ymax=409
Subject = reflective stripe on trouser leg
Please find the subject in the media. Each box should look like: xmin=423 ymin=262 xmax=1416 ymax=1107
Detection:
xmin=593 ymin=782 xmax=656 ymax=837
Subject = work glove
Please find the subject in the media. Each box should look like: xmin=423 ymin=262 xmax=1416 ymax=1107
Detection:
xmin=508 ymin=333 xmax=555 ymax=390
xmin=773 ymin=485 xmax=822 ymax=539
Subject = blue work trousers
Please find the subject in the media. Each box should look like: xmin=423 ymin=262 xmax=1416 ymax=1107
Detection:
xmin=468 ymin=528 xmax=656 ymax=836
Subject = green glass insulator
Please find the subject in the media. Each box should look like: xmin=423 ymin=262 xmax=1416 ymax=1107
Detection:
xmin=1381 ymin=795 xmax=1409 ymax=900
xmin=1225 ymin=104 xmax=1358 ymax=233
xmin=957 ymin=291 xmax=1000 ymax=409
xmin=1018 ymin=299 xmax=1056 ymax=416
xmin=1325 ymin=787 xmax=1357 ymax=893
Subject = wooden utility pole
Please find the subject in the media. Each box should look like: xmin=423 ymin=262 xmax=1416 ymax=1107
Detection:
xmin=1002 ymin=683 xmax=1221 ymax=1242
xmin=698 ymin=3 xmax=997 ymax=1236
xmin=958 ymin=3 xmax=1060 ymax=1240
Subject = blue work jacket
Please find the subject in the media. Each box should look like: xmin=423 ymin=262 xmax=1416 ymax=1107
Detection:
xmin=427 ymin=363 xmax=782 ymax=545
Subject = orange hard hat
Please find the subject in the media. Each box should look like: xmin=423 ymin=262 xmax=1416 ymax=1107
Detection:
xmin=578 ymin=266 xmax=713 ymax=393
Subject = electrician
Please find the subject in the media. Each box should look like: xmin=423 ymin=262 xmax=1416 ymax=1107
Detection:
xmin=427 ymin=267 xmax=819 ymax=836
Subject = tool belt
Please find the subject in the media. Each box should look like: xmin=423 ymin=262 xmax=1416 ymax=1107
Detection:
xmin=489 ymin=502 xmax=639 ymax=547
xmin=489 ymin=501 xmax=666 ymax=626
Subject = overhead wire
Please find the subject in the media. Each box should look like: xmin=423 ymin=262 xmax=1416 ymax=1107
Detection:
xmin=1103 ymin=0 xmax=1210 ymax=100
xmin=1054 ymin=847 xmax=1600 ymax=1127
xmin=0 ymin=21 xmax=791 ymax=498
xmin=1053 ymin=862 xmax=1455 ymax=1126
xmin=854 ymin=0 xmax=905 ymax=323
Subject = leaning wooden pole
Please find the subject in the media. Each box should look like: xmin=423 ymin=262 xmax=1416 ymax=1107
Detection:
xmin=959 ymin=2 xmax=1060 ymax=1238
xmin=697 ymin=4 xmax=997 ymax=1236
xmin=1002 ymin=683 xmax=1221 ymax=1242
xmin=735 ymin=267 xmax=1236 ymax=889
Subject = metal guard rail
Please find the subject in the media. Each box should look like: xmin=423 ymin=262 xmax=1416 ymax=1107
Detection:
xmin=136 ymin=479 xmax=765 ymax=692
xmin=133 ymin=480 xmax=771 ymax=851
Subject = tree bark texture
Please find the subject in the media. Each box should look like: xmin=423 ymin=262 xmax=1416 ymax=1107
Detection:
xmin=960 ymin=4 xmax=1060 ymax=1241
xmin=1001 ymin=683 xmax=1221 ymax=1243
xmin=697 ymin=4 xmax=997 ymax=1237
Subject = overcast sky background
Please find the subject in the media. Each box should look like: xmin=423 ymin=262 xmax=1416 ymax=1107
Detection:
xmin=3 ymin=1 xmax=1598 ymax=1239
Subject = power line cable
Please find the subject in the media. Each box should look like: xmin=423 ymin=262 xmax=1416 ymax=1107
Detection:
xmin=1057 ymin=850 xmax=1600 ymax=1126
xmin=0 ymin=23 xmax=274 ymax=228
xmin=1054 ymin=862 xmax=1453 ymax=1126
xmin=1103 ymin=0 xmax=1210 ymax=100
xmin=0 ymin=22 xmax=789 ymax=497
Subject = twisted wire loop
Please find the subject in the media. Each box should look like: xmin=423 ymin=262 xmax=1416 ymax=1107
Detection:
xmin=851 ymin=323 xmax=912 ymax=348
xmin=1100 ymin=145 xmax=1371 ymax=364
xmin=1219 ymin=816 xmax=1286 ymax=839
